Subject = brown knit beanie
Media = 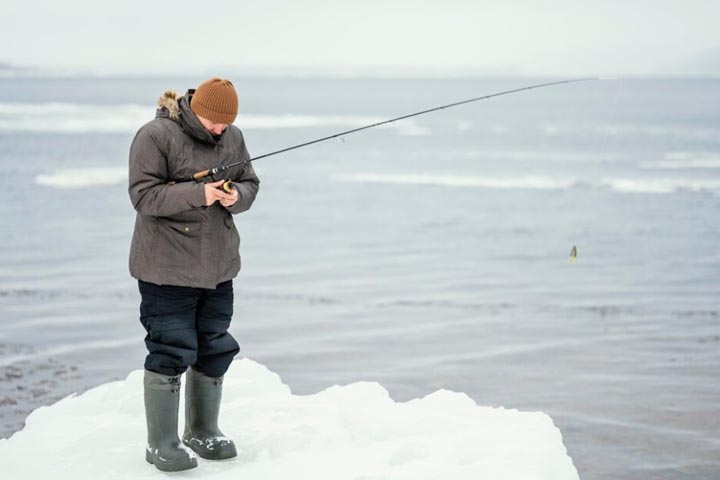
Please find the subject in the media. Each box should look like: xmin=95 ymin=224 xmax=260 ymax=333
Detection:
xmin=190 ymin=78 xmax=238 ymax=125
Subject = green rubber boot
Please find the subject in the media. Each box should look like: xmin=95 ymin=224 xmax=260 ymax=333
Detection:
xmin=143 ymin=370 xmax=198 ymax=471
xmin=182 ymin=367 xmax=238 ymax=460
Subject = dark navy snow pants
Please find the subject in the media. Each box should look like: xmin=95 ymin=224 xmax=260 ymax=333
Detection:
xmin=138 ymin=279 xmax=240 ymax=378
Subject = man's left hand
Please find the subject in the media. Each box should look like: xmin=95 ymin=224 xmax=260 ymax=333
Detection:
xmin=219 ymin=186 xmax=239 ymax=207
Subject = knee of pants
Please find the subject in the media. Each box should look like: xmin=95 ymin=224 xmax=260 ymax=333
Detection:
xmin=143 ymin=322 xmax=200 ymax=376
xmin=194 ymin=333 xmax=240 ymax=377
xmin=144 ymin=339 xmax=198 ymax=376
xmin=197 ymin=331 xmax=239 ymax=357
xmin=197 ymin=310 xmax=238 ymax=354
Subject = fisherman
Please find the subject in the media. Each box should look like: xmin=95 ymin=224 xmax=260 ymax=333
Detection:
xmin=128 ymin=78 xmax=260 ymax=471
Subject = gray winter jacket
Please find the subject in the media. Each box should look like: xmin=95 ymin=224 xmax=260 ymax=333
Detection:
xmin=128 ymin=89 xmax=260 ymax=289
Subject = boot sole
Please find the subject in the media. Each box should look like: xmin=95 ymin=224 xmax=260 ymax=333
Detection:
xmin=146 ymin=449 xmax=198 ymax=471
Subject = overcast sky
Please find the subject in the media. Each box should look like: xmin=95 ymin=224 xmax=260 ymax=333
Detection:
xmin=3 ymin=0 xmax=719 ymax=76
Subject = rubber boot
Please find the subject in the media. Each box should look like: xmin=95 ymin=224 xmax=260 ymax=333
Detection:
xmin=144 ymin=370 xmax=198 ymax=471
xmin=182 ymin=367 xmax=237 ymax=460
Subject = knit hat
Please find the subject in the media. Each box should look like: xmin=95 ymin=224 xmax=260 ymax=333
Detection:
xmin=190 ymin=78 xmax=238 ymax=125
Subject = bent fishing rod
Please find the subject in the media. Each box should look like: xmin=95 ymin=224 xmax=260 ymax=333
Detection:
xmin=182 ymin=77 xmax=602 ymax=191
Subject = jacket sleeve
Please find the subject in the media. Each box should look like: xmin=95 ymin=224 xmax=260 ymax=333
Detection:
xmin=128 ymin=127 xmax=206 ymax=217
xmin=224 ymin=134 xmax=260 ymax=215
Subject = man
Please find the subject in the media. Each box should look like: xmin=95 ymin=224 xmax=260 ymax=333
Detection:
xmin=128 ymin=78 xmax=260 ymax=471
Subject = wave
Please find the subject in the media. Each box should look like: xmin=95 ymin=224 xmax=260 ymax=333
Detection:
xmin=533 ymin=123 xmax=720 ymax=140
xmin=36 ymin=167 xmax=127 ymax=188
xmin=334 ymin=173 xmax=577 ymax=190
xmin=0 ymin=102 xmax=424 ymax=134
xmin=603 ymin=177 xmax=720 ymax=193
xmin=640 ymin=152 xmax=720 ymax=169
xmin=334 ymin=173 xmax=720 ymax=194
xmin=0 ymin=103 xmax=150 ymax=133
xmin=452 ymin=150 xmax=621 ymax=162
xmin=641 ymin=160 xmax=720 ymax=169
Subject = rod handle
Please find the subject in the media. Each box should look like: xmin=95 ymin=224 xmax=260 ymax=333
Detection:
xmin=192 ymin=169 xmax=211 ymax=181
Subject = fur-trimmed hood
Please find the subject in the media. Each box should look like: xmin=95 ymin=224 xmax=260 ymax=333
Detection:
xmin=155 ymin=88 xmax=219 ymax=144
xmin=157 ymin=89 xmax=183 ymax=121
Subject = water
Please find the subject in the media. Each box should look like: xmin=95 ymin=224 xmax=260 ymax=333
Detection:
xmin=0 ymin=76 xmax=718 ymax=479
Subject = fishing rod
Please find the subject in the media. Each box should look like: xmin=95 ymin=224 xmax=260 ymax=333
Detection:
xmin=184 ymin=77 xmax=602 ymax=191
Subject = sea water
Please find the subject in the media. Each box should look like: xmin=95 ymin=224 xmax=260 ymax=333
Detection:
xmin=0 ymin=76 xmax=718 ymax=479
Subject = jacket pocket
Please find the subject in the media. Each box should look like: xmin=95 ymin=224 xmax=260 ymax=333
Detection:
xmin=155 ymin=217 xmax=202 ymax=267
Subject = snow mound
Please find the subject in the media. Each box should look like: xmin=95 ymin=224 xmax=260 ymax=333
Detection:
xmin=0 ymin=358 xmax=578 ymax=479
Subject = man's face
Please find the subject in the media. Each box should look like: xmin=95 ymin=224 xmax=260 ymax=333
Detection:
xmin=197 ymin=115 xmax=228 ymax=136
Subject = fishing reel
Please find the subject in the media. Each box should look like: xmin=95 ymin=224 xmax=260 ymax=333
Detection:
xmin=221 ymin=180 xmax=234 ymax=194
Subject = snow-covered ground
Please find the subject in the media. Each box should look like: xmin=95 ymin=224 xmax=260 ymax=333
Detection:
xmin=0 ymin=358 xmax=577 ymax=479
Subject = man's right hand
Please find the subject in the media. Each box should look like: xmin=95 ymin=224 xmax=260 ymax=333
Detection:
xmin=204 ymin=179 xmax=236 ymax=206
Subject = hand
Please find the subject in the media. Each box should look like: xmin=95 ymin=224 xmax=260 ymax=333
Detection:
xmin=219 ymin=185 xmax=239 ymax=207
xmin=204 ymin=179 xmax=235 ymax=206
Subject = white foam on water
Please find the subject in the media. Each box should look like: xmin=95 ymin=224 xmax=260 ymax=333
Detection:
xmin=640 ymin=159 xmax=720 ymax=169
xmin=0 ymin=358 xmax=579 ymax=480
xmin=520 ymin=122 xmax=720 ymax=140
xmin=600 ymin=177 xmax=720 ymax=194
xmin=640 ymin=152 xmax=720 ymax=169
xmin=335 ymin=173 xmax=720 ymax=194
xmin=335 ymin=173 xmax=578 ymax=190
xmin=0 ymin=102 xmax=424 ymax=134
xmin=36 ymin=167 xmax=127 ymax=188
xmin=460 ymin=150 xmax=619 ymax=162
xmin=0 ymin=102 xmax=150 ymax=133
